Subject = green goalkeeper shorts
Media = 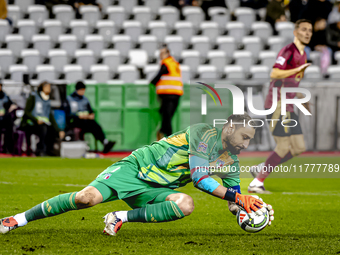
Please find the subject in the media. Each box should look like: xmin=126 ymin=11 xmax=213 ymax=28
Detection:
xmin=88 ymin=157 xmax=180 ymax=209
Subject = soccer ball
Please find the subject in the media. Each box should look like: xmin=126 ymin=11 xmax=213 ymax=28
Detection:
xmin=236 ymin=208 xmax=269 ymax=233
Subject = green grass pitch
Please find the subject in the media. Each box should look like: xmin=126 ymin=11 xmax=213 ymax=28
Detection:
xmin=0 ymin=157 xmax=339 ymax=254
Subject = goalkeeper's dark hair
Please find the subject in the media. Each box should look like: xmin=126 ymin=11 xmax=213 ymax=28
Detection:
xmin=223 ymin=113 xmax=257 ymax=129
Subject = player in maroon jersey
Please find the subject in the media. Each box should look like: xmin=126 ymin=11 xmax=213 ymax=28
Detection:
xmin=248 ymin=19 xmax=313 ymax=193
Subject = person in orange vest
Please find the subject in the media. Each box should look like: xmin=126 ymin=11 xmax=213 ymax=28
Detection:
xmin=150 ymin=45 xmax=183 ymax=140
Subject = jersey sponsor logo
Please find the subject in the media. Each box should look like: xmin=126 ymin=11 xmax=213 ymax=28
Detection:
xmin=103 ymin=173 xmax=112 ymax=180
xmin=110 ymin=167 xmax=121 ymax=173
xmin=276 ymin=56 xmax=286 ymax=66
xmin=197 ymin=142 xmax=208 ymax=153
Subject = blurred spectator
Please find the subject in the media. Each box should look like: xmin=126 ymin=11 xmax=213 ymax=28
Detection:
xmin=0 ymin=0 xmax=12 ymax=26
xmin=166 ymin=0 xmax=200 ymax=19
xmin=240 ymin=0 xmax=268 ymax=9
xmin=150 ymin=45 xmax=183 ymax=141
xmin=35 ymin=0 xmax=68 ymax=18
xmin=303 ymin=0 xmax=332 ymax=26
xmin=326 ymin=21 xmax=340 ymax=55
xmin=200 ymin=0 xmax=227 ymax=20
xmin=72 ymin=0 xmax=102 ymax=18
xmin=20 ymin=82 xmax=64 ymax=156
xmin=166 ymin=0 xmax=199 ymax=9
xmin=265 ymin=0 xmax=286 ymax=32
xmin=328 ymin=0 xmax=340 ymax=24
xmin=0 ymin=82 xmax=17 ymax=154
xmin=307 ymin=18 xmax=332 ymax=73
xmin=289 ymin=0 xmax=309 ymax=23
xmin=65 ymin=81 xmax=115 ymax=153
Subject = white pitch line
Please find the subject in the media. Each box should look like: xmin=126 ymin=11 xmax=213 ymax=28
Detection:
xmin=0 ymin=181 xmax=85 ymax=187
xmin=282 ymin=192 xmax=340 ymax=196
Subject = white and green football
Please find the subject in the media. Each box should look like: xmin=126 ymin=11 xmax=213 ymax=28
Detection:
xmin=236 ymin=208 xmax=269 ymax=233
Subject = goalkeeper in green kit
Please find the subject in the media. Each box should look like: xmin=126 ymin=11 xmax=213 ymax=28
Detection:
xmin=1 ymin=114 xmax=274 ymax=236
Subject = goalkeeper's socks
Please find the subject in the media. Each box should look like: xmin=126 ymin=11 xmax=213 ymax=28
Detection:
xmin=24 ymin=192 xmax=78 ymax=222
xmin=127 ymin=201 xmax=185 ymax=223
xmin=257 ymin=151 xmax=282 ymax=182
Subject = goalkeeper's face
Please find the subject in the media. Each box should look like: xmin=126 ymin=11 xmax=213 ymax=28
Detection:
xmin=223 ymin=125 xmax=255 ymax=154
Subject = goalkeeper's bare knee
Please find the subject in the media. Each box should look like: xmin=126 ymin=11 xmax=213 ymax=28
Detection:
xmin=75 ymin=186 xmax=103 ymax=209
xmin=167 ymin=193 xmax=194 ymax=216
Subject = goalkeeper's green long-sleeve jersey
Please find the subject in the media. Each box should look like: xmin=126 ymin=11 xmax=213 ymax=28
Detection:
xmin=125 ymin=123 xmax=241 ymax=189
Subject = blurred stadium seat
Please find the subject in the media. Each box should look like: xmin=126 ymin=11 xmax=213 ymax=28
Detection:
xmin=48 ymin=49 xmax=68 ymax=75
xmin=149 ymin=21 xmax=168 ymax=43
xmin=181 ymin=50 xmax=200 ymax=78
xmin=5 ymin=35 xmax=24 ymax=58
xmin=191 ymin=36 xmax=211 ymax=59
xmin=242 ymin=36 xmax=262 ymax=59
xmin=101 ymin=50 xmax=121 ymax=75
xmin=233 ymin=51 xmax=254 ymax=72
xmin=21 ymin=49 xmax=41 ymax=74
xmin=118 ymin=65 xmax=139 ymax=83
xmin=70 ymin=20 xmax=89 ymax=43
xmin=17 ymin=20 xmax=36 ymax=43
xmin=198 ymin=65 xmax=217 ymax=79
xmin=64 ymin=65 xmax=84 ymax=83
xmin=107 ymin=6 xmax=126 ymax=30
xmin=91 ymin=65 xmax=111 ymax=83
xmin=175 ymin=21 xmax=194 ymax=46
xmin=208 ymin=7 xmax=230 ymax=33
xmin=96 ymin=20 xmax=116 ymax=46
xmin=32 ymin=35 xmax=51 ymax=58
xmin=259 ymin=51 xmax=277 ymax=69
xmin=113 ymin=35 xmax=132 ymax=59
xmin=216 ymin=36 xmax=236 ymax=59
xmin=58 ymin=35 xmax=78 ymax=58
xmin=224 ymin=65 xmax=245 ymax=82
xmin=79 ymin=5 xmax=100 ymax=28
xmin=0 ymin=49 xmax=14 ymax=74
xmin=36 ymin=65 xmax=56 ymax=81
xmin=15 ymin=0 xmax=34 ymax=14
xmin=123 ymin=21 xmax=142 ymax=44
xmin=226 ymin=22 xmax=245 ymax=44
xmin=164 ymin=36 xmax=183 ymax=60
xmin=28 ymin=5 xmax=48 ymax=28
xmin=200 ymin=22 xmax=219 ymax=43
xmin=208 ymin=50 xmax=227 ymax=74
xmin=52 ymin=5 xmax=75 ymax=28
xmin=43 ymin=20 xmax=62 ymax=43
xmin=75 ymin=49 xmax=95 ymax=74
xmin=7 ymin=5 xmax=21 ymax=27
xmin=132 ymin=7 xmax=152 ymax=30
xmin=85 ymin=35 xmax=104 ymax=58
xmin=159 ymin=6 xmax=179 ymax=30
xmin=10 ymin=65 xmax=28 ymax=82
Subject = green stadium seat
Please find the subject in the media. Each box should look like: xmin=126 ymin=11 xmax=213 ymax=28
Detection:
xmin=125 ymin=84 xmax=150 ymax=108
xmin=97 ymin=84 xmax=123 ymax=109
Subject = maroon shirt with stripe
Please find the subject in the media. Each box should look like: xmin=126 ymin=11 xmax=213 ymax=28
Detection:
xmin=264 ymin=43 xmax=307 ymax=112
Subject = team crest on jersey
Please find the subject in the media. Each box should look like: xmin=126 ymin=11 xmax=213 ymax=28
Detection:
xmin=216 ymin=159 xmax=225 ymax=168
xmin=103 ymin=173 xmax=111 ymax=180
xmin=276 ymin=56 xmax=286 ymax=65
xmin=197 ymin=142 xmax=208 ymax=153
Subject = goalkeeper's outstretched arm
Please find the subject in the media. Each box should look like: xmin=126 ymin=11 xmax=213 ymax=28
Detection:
xmin=189 ymin=155 xmax=265 ymax=214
